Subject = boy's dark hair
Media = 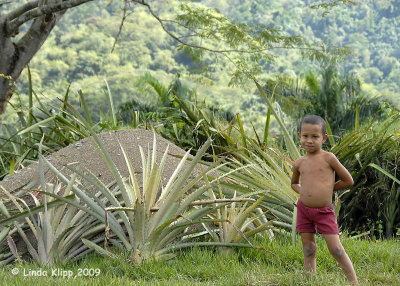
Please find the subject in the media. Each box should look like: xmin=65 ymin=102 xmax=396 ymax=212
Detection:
xmin=299 ymin=115 xmax=327 ymax=134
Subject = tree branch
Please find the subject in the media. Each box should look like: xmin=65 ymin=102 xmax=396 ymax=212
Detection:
xmin=7 ymin=0 xmax=94 ymax=35
xmin=139 ymin=1 xmax=307 ymax=56
xmin=138 ymin=1 xmax=262 ymax=54
xmin=111 ymin=0 xmax=131 ymax=53
xmin=160 ymin=19 xmax=223 ymax=42
xmin=11 ymin=12 xmax=65 ymax=83
xmin=5 ymin=1 xmax=39 ymax=22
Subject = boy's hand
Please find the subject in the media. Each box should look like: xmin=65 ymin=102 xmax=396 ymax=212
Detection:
xmin=291 ymin=183 xmax=301 ymax=193
xmin=291 ymin=159 xmax=301 ymax=193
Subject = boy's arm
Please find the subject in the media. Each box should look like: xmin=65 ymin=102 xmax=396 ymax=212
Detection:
xmin=291 ymin=159 xmax=301 ymax=193
xmin=328 ymin=153 xmax=354 ymax=191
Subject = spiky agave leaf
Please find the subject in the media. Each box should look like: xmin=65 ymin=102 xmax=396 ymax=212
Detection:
xmin=0 ymin=141 xmax=107 ymax=265
xmin=0 ymin=184 xmax=105 ymax=265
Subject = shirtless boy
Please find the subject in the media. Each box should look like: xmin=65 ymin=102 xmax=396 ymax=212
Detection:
xmin=291 ymin=115 xmax=358 ymax=285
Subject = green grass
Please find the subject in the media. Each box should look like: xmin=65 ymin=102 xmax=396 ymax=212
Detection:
xmin=2 ymin=234 xmax=399 ymax=286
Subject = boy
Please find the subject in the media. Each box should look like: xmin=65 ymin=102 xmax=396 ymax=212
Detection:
xmin=291 ymin=115 xmax=358 ymax=285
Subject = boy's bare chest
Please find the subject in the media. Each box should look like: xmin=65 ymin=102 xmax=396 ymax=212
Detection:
xmin=299 ymin=158 xmax=333 ymax=178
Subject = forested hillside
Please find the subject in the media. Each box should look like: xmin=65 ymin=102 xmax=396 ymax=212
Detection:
xmin=1 ymin=2 xmax=400 ymax=265
xmin=5 ymin=0 xmax=400 ymax=128
xmin=203 ymin=0 xmax=400 ymax=101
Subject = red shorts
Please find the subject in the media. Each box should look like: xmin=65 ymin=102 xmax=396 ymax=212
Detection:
xmin=295 ymin=200 xmax=339 ymax=234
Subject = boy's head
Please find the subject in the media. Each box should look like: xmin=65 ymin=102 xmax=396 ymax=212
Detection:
xmin=298 ymin=115 xmax=328 ymax=153
xmin=299 ymin=115 xmax=327 ymax=135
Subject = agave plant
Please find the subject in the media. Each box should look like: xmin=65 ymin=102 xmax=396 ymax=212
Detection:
xmin=0 ymin=224 xmax=17 ymax=266
xmin=0 ymin=133 xmax=109 ymax=265
xmin=254 ymin=79 xmax=300 ymax=159
xmin=0 ymin=180 xmax=105 ymax=265
xmin=206 ymin=139 xmax=300 ymax=243
xmin=186 ymin=79 xmax=301 ymax=245
xmin=39 ymin=122 xmax=259 ymax=264
xmin=202 ymin=185 xmax=274 ymax=254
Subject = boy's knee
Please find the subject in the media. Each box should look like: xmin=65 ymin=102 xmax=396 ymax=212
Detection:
xmin=303 ymin=242 xmax=317 ymax=258
xmin=330 ymin=246 xmax=345 ymax=259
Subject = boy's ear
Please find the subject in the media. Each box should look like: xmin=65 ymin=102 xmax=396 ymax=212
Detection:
xmin=322 ymin=134 xmax=328 ymax=142
xmin=298 ymin=132 xmax=301 ymax=138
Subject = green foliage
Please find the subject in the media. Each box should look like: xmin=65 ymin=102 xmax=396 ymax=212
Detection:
xmin=0 ymin=71 xmax=308 ymax=267
xmin=213 ymin=143 xmax=299 ymax=229
xmin=39 ymin=130 xmax=269 ymax=263
xmin=332 ymin=109 xmax=400 ymax=238
xmin=2 ymin=0 xmax=397 ymax=143
xmin=118 ymin=73 xmax=237 ymax=154
xmin=11 ymin=0 xmax=400 ymax=126
xmin=204 ymin=193 xmax=274 ymax=251
xmin=1 ymin=1 xmax=400 ymax=274
xmin=263 ymin=64 xmax=384 ymax=135
xmin=0 ymin=80 xmax=122 ymax=180
xmin=173 ymin=2 xmax=307 ymax=87
xmin=310 ymin=0 xmax=360 ymax=13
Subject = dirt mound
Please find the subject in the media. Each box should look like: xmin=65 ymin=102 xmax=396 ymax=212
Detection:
xmin=0 ymin=129 xmax=191 ymax=196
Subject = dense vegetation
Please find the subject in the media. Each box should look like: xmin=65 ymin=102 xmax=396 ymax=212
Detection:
xmin=6 ymin=0 xmax=400 ymax=127
xmin=0 ymin=75 xmax=398 ymax=264
xmin=0 ymin=0 xmax=399 ymax=283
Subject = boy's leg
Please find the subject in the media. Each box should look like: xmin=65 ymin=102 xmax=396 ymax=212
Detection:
xmin=322 ymin=234 xmax=358 ymax=285
xmin=300 ymin=232 xmax=317 ymax=272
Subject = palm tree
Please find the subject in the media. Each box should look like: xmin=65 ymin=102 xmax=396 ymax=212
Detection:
xmin=266 ymin=64 xmax=383 ymax=135
xmin=118 ymin=73 xmax=184 ymax=123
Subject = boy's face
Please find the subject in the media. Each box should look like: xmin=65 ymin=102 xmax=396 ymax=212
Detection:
xmin=298 ymin=123 xmax=328 ymax=154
